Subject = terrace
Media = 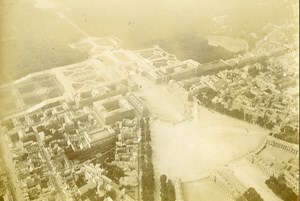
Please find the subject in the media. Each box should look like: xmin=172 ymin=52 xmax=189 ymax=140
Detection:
xmin=0 ymin=73 xmax=64 ymax=118
xmin=134 ymin=46 xmax=180 ymax=69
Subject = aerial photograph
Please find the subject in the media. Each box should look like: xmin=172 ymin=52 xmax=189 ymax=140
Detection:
xmin=0 ymin=0 xmax=298 ymax=201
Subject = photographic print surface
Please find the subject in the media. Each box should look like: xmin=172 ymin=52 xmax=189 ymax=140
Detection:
xmin=0 ymin=0 xmax=299 ymax=201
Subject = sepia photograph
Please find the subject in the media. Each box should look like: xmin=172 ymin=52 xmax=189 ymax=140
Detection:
xmin=0 ymin=0 xmax=299 ymax=201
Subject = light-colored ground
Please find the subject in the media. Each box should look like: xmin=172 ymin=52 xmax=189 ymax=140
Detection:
xmin=259 ymin=145 xmax=296 ymax=163
xmin=133 ymin=75 xmax=187 ymax=123
xmin=68 ymin=37 xmax=118 ymax=55
xmin=206 ymin=35 xmax=249 ymax=53
xmin=132 ymin=74 xmax=270 ymax=200
xmin=151 ymin=110 xmax=268 ymax=182
xmin=227 ymin=158 xmax=282 ymax=201
xmin=182 ymin=179 xmax=234 ymax=201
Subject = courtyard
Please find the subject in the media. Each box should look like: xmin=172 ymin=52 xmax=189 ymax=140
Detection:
xmin=132 ymin=73 xmax=270 ymax=200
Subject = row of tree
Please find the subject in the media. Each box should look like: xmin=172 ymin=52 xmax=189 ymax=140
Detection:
xmin=265 ymin=175 xmax=297 ymax=201
xmin=160 ymin=175 xmax=176 ymax=201
xmin=198 ymin=89 xmax=300 ymax=144
xmin=271 ymin=125 xmax=299 ymax=144
xmin=140 ymin=118 xmax=155 ymax=201
xmin=196 ymin=90 xmax=282 ymax=131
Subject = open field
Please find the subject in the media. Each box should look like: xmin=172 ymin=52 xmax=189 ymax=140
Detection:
xmin=150 ymin=111 xmax=271 ymax=201
xmin=133 ymin=73 xmax=269 ymax=182
xmin=182 ymin=180 xmax=234 ymax=201
xmin=133 ymin=73 xmax=271 ymax=200
xmin=133 ymin=75 xmax=187 ymax=123
xmin=205 ymin=35 xmax=249 ymax=53
xmin=150 ymin=109 xmax=269 ymax=182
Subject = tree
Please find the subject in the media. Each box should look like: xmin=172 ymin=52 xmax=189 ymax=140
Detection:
xmin=106 ymin=189 xmax=117 ymax=200
xmin=256 ymin=116 xmax=265 ymax=127
xmin=248 ymin=66 xmax=259 ymax=77
xmin=142 ymin=189 xmax=154 ymax=201
xmin=166 ymin=179 xmax=176 ymax=201
xmin=145 ymin=117 xmax=150 ymax=123
xmin=140 ymin=118 xmax=145 ymax=130
xmin=236 ymin=196 xmax=247 ymax=201
xmin=140 ymin=116 xmax=155 ymax=201
xmin=160 ymin=175 xmax=167 ymax=184
xmin=146 ymin=144 xmax=153 ymax=157
xmin=243 ymin=187 xmax=263 ymax=201
xmin=265 ymin=175 xmax=297 ymax=201
xmin=146 ymin=133 xmax=151 ymax=142
xmin=278 ymin=174 xmax=286 ymax=184
xmin=266 ymin=121 xmax=275 ymax=130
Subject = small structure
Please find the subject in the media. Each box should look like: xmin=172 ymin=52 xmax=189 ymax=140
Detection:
xmin=125 ymin=93 xmax=148 ymax=116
